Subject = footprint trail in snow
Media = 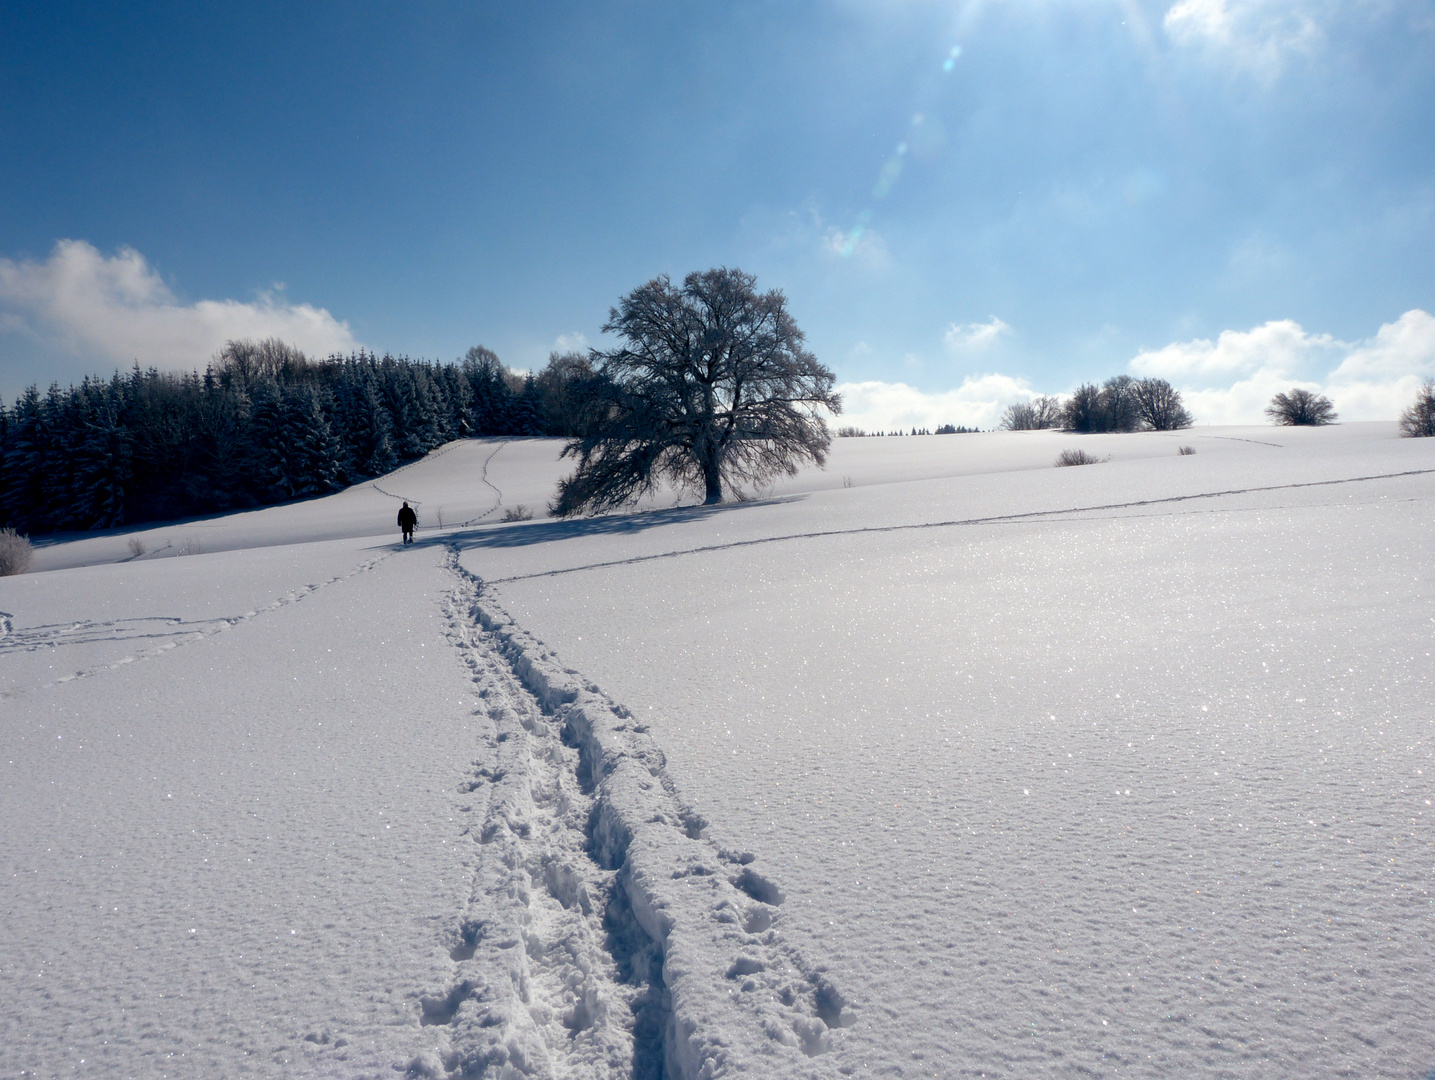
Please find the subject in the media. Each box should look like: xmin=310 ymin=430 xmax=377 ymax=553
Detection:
xmin=416 ymin=549 xmax=854 ymax=1079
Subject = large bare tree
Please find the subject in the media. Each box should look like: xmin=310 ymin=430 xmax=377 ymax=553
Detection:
xmin=552 ymin=268 xmax=840 ymax=516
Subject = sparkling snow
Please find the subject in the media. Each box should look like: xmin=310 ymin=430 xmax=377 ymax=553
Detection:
xmin=4 ymin=424 xmax=1433 ymax=1078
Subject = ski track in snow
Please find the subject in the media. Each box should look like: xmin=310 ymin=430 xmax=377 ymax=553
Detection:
xmin=0 ymin=554 xmax=389 ymax=696
xmin=415 ymin=548 xmax=853 ymax=1079
xmin=373 ymin=439 xmax=510 ymax=529
xmin=483 ymin=467 xmax=1435 ymax=585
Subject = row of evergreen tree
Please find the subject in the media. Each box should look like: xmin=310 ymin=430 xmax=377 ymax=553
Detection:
xmin=0 ymin=339 xmax=593 ymax=534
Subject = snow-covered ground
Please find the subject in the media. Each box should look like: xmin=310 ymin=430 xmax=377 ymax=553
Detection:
xmin=4 ymin=425 xmax=1433 ymax=1078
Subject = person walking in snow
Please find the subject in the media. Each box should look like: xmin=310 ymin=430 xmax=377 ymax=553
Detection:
xmin=397 ymin=501 xmax=418 ymax=544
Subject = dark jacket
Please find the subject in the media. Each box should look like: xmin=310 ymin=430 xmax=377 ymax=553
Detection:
xmin=397 ymin=505 xmax=418 ymax=530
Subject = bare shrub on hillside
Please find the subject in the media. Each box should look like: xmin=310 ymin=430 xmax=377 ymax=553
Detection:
xmin=502 ymin=505 xmax=535 ymax=522
xmin=1266 ymin=388 xmax=1337 ymax=426
xmin=1398 ymin=379 xmax=1435 ymax=438
xmin=127 ymin=537 xmax=147 ymax=558
xmin=0 ymin=527 xmax=34 ymax=575
xmin=1055 ymin=449 xmax=1103 ymax=467
xmin=1000 ymin=394 xmax=1064 ymax=430
xmin=1178 ymin=445 xmax=1197 ymax=456
xmin=836 ymin=426 xmax=867 ymax=438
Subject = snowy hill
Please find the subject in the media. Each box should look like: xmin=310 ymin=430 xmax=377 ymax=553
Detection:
xmin=3 ymin=424 xmax=1433 ymax=1078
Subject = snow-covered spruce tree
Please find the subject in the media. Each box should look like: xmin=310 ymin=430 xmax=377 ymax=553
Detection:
xmin=1398 ymin=379 xmax=1435 ymax=438
xmin=552 ymin=267 xmax=841 ymax=515
xmin=1266 ymin=387 xmax=1337 ymax=426
xmin=69 ymin=387 xmax=132 ymax=529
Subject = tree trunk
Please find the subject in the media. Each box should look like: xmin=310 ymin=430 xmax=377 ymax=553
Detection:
xmin=702 ymin=455 xmax=723 ymax=504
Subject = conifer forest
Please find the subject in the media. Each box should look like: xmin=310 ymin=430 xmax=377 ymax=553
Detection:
xmin=0 ymin=340 xmax=589 ymax=534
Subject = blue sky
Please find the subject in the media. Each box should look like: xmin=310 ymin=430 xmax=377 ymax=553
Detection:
xmin=2 ymin=0 xmax=1432 ymax=426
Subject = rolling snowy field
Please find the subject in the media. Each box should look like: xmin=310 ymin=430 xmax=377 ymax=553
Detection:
xmin=3 ymin=425 xmax=1433 ymax=1079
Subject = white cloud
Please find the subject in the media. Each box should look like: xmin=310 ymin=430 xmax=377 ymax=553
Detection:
xmin=944 ymin=316 xmax=1010 ymax=352
xmin=1130 ymin=318 xmax=1341 ymax=380
xmin=0 ymin=240 xmax=358 ymax=371
xmin=831 ymin=310 xmax=1433 ymax=431
xmin=1164 ymin=0 xmax=1324 ymax=73
xmin=553 ymin=332 xmax=590 ymax=354
xmin=836 ymin=373 xmax=1034 ymax=431
xmin=1129 ymin=309 xmax=1435 ymax=424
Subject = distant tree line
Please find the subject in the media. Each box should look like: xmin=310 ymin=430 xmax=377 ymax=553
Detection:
xmin=836 ymin=424 xmax=979 ymax=437
xmin=0 ymin=339 xmax=597 ymax=534
xmin=1001 ymin=376 xmax=1194 ymax=433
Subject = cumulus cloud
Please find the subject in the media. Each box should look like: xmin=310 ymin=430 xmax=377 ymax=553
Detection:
xmin=1129 ymin=318 xmax=1342 ymax=380
xmin=944 ymin=316 xmax=1010 ymax=352
xmin=1163 ymin=0 xmax=1324 ymax=73
xmin=836 ymin=373 xmax=1035 ymax=432
xmin=0 ymin=240 xmax=358 ymax=371
xmin=1129 ymin=309 xmax=1435 ymax=423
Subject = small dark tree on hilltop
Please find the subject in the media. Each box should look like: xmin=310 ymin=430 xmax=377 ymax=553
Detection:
xmin=1266 ymin=387 xmax=1337 ymax=426
xmin=1398 ymin=379 xmax=1435 ymax=438
xmin=552 ymin=268 xmax=841 ymax=516
xmin=1062 ymin=383 xmax=1107 ymax=432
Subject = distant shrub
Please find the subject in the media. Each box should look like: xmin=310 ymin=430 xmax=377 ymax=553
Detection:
xmin=1061 ymin=377 xmax=1191 ymax=432
xmin=0 ymin=527 xmax=33 ymax=575
xmin=835 ymin=426 xmax=867 ymax=438
xmin=1055 ymin=449 xmax=1103 ymax=467
xmin=1001 ymin=395 xmax=1063 ymax=431
xmin=127 ymin=537 xmax=147 ymax=558
xmin=1266 ymin=388 xmax=1337 ymax=426
xmin=1132 ymin=378 xmax=1194 ymax=430
xmin=1178 ymin=445 xmax=1197 ymax=456
xmin=501 ymin=505 xmax=535 ymax=522
xmin=1062 ymin=383 xmax=1116 ymax=433
xmin=176 ymin=535 xmax=202 ymax=557
xmin=1398 ymin=379 xmax=1435 ymax=438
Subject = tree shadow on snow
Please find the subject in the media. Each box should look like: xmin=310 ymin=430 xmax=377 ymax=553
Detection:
xmin=405 ymin=495 xmax=805 ymax=553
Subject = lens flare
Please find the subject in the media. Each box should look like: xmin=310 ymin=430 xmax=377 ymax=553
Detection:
xmin=839 ymin=46 xmax=963 ymax=256
xmin=872 ymin=156 xmax=905 ymax=200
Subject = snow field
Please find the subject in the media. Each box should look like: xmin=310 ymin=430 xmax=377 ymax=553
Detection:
xmin=2 ymin=542 xmax=490 ymax=1076
xmin=4 ymin=422 xmax=1433 ymax=1078
xmin=465 ymin=426 xmax=1435 ymax=1078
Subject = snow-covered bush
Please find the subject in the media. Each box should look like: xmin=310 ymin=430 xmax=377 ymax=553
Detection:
xmin=0 ymin=527 xmax=33 ymax=575
xmin=1055 ymin=448 xmax=1103 ymax=467
xmin=1398 ymin=379 xmax=1435 ymax=438
xmin=1178 ymin=445 xmax=1197 ymax=455
xmin=502 ymin=504 xmax=534 ymax=522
